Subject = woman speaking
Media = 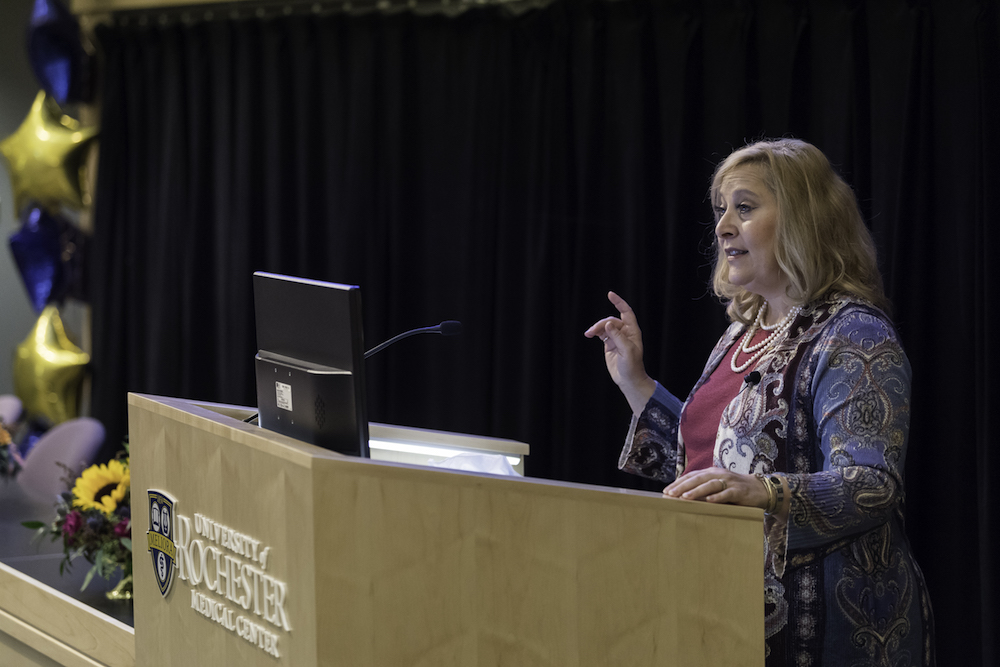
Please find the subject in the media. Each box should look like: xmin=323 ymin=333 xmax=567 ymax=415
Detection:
xmin=586 ymin=139 xmax=935 ymax=666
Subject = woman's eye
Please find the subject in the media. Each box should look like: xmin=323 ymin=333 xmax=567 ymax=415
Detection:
xmin=713 ymin=206 xmax=726 ymax=217
xmin=738 ymin=204 xmax=753 ymax=215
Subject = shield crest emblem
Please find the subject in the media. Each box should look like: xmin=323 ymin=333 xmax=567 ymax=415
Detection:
xmin=147 ymin=490 xmax=177 ymax=597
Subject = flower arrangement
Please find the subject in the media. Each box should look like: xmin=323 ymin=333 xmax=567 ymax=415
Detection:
xmin=24 ymin=446 xmax=133 ymax=599
xmin=0 ymin=421 xmax=24 ymax=480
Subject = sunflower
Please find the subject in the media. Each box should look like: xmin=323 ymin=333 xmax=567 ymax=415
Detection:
xmin=72 ymin=459 xmax=130 ymax=514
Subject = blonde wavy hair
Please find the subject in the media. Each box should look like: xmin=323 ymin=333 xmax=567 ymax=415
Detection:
xmin=710 ymin=138 xmax=889 ymax=324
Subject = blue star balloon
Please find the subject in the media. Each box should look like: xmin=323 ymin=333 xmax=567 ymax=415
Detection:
xmin=8 ymin=206 xmax=86 ymax=312
xmin=27 ymin=0 xmax=90 ymax=106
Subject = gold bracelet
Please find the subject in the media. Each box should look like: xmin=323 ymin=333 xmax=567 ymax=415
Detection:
xmin=767 ymin=475 xmax=785 ymax=514
xmin=755 ymin=473 xmax=776 ymax=514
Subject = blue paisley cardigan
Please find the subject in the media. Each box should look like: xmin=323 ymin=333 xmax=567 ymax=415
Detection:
xmin=619 ymin=295 xmax=935 ymax=666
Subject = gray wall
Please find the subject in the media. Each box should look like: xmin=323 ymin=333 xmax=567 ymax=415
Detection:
xmin=0 ymin=0 xmax=86 ymax=398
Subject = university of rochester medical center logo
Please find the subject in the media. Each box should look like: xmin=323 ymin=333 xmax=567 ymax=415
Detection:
xmin=147 ymin=490 xmax=178 ymax=597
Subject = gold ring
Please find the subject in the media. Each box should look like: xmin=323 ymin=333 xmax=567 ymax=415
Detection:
xmin=717 ymin=479 xmax=727 ymax=490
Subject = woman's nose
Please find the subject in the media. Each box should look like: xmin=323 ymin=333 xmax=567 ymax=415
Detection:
xmin=715 ymin=210 xmax=736 ymax=238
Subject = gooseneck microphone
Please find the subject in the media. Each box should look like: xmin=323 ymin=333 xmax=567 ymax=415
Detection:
xmin=364 ymin=321 xmax=463 ymax=359
xmin=744 ymin=370 xmax=762 ymax=386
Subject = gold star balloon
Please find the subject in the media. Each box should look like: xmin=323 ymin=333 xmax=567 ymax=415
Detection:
xmin=13 ymin=304 xmax=90 ymax=425
xmin=0 ymin=90 xmax=97 ymax=213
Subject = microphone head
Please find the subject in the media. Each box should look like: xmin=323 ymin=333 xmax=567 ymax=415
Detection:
xmin=439 ymin=320 xmax=463 ymax=336
xmin=744 ymin=370 xmax=761 ymax=385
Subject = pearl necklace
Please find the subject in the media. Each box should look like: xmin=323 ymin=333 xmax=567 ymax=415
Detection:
xmin=757 ymin=302 xmax=780 ymax=331
xmin=730 ymin=301 xmax=802 ymax=373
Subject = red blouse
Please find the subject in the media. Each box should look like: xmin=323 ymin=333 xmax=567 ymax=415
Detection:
xmin=679 ymin=326 xmax=770 ymax=471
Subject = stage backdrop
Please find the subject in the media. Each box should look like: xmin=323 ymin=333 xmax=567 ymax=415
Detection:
xmin=88 ymin=1 xmax=997 ymax=664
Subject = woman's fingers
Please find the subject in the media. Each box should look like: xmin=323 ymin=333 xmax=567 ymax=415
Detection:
xmin=587 ymin=292 xmax=642 ymax=345
xmin=665 ymin=473 xmax=729 ymax=501
xmin=584 ymin=316 xmax=622 ymax=340
xmin=663 ymin=469 xmax=769 ymax=509
xmin=608 ymin=291 xmax=640 ymax=329
xmin=601 ymin=320 xmax=624 ymax=346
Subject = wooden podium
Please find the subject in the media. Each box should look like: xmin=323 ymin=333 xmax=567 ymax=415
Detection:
xmin=126 ymin=393 xmax=763 ymax=667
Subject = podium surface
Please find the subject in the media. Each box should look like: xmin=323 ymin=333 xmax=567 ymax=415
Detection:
xmin=126 ymin=393 xmax=763 ymax=666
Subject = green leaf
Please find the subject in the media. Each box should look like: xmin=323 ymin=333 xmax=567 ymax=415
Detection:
xmin=81 ymin=562 xmax=99 ymax=591
xmin=25 ymin=525 xmax=50 ymax=545
xmin=21 ymin=520 xmax=44 ymax=529
xmin=120 ymin=537 xmax=132 ymax=552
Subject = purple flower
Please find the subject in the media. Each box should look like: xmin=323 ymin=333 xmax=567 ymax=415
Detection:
xmin=62 ymin=510 xmax=82 ymax=537
xmin=114 ymin=519 xmax=130 ymax=537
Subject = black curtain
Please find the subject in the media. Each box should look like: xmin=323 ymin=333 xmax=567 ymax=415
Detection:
xmin=89 ymin=1 xmax=998 ymax=664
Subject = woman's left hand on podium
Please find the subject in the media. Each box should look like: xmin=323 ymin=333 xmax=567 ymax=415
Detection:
xmin=663 ymin=467 xmax=769 ymax=510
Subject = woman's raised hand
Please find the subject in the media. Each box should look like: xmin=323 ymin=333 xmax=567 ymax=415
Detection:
xmin=585 ymin=291 xmax=656 ymax=415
